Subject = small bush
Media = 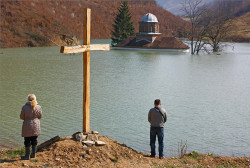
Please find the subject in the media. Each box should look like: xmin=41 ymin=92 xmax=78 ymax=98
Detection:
xmin=190 ymin=151 xmax=199 ymax=158
xmin=110 ymin=157 xmax=118 ymax=162
xmin=178 ymin=140 xmax=187 ymax=158
xmin=4 ymin=148 xmax=25 ymax=158
xmin=186 ymin=151 xmax=204 ymax=161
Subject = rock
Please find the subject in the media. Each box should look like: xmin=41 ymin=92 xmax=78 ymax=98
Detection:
xmin=79 ymin=153 xmax=85 ymax=158
xmin=86 ymin=149 xmax=92 ymax=155
xmin=92 ymin=130 xmax=99 ymax=134
xmin=72 ymin=132 xmax=81 ymax=140
xmin=75 ymin=133 xmax=84 ymax=141
xmin=82 ymin=140 xmax=95 ymax=146
xmin=22 ymin=163 xmax=29 ymax=167
xmin=86 ymin=134 xmax=98 ymax=141
xmin=95 ymin=140 xmax=106 ymax=146
xmin=82 ymin=135 xmax=87 ymax=141
xmin=72 ymin=132 xmax=87 ymax=141
xmin=55 ymin=158 xmax=60 ymax=161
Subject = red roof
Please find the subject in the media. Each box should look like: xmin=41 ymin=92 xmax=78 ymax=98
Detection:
xmin=117 ymin=36 xmax=189 ymax=49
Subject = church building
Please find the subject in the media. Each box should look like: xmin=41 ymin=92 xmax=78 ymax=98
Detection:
xmin=117 ymin=13 xmax=189 ymax=51
xmin=136 ymin=13 xmax=161 ymax=43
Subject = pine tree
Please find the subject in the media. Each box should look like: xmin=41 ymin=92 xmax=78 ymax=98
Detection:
xmin=111 ymin=1 xmax=135 ymax=47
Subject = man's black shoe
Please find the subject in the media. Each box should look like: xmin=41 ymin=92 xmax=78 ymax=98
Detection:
xmin=150 ymin=155 xmax=155 ymax=158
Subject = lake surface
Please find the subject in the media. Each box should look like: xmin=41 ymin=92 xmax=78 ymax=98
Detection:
xmin=0 ymin=40 xmax=250 ymax=157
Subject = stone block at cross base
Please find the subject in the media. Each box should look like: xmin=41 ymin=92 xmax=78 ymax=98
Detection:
xmin=72 ymin=132 xmax=87 ymax=141
xmin=82 ymin=140 xmax=95 ymax=146
xmin=95 ymin=141 xmax=106 ymax=146
xmin=91 ymin=131 xmax=99 ymax=134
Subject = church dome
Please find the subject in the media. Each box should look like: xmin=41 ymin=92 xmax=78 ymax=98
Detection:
xmin=140 ymin=13 xmax=158 ymax=22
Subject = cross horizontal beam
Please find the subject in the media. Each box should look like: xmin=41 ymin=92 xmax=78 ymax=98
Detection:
xmin=60 ymin=44 xmax=110 ymax=54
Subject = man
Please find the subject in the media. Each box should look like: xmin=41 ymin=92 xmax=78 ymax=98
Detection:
xmin=148 ymin=99 xmax=167 ymax=159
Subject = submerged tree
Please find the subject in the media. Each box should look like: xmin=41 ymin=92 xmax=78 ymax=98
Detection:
xmin=182 ymin=0 xmax=233 ymax=54
xmin=111 ymin=1 xmax=135 ymax=47
xmin=205 ymin=0 xmax=234 ymax=52
xmin=182 ymin=0 xmax=208 ymax=54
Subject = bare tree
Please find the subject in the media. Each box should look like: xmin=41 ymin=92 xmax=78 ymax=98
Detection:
xmin=182 ymin=0 xmax=208 ymax=54
xmin=205 ymin=0 xmax=234 ymax=52
xmin=182 ymin=0 xmax=234 ymax=54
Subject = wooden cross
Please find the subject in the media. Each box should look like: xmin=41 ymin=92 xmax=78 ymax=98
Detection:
xmin=60 ymin=8 xmax=110 ymax=133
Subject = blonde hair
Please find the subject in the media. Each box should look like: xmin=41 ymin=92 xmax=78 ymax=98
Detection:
xmin=28 ymin=94 xmax=37 ymax=110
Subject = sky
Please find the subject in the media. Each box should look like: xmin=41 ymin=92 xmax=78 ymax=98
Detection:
xmin=156 ymin=0 xmax=215 ymax=15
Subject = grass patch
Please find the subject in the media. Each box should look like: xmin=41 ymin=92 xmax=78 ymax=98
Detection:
xmin=179 ymin=158 xmax=188 ymax=164
xmin=30 ymin=158 xmax=38 ymax=162
xmin=208 ymin=153 xmax=216 ymax=158
xmin=186 ymin=151 xmax=204 ymax=161
xmin=110 ymin=157 xmax=118 ymax=162
xmin=3 ymin=148 xmax=25 ymax=158
xmin=43 ymin=163 xmax=54 ymax=167
xmin=216 ymin=162 xmax=237 ymax=168
xmin=164 ymin=164 xmax=176 ymax=168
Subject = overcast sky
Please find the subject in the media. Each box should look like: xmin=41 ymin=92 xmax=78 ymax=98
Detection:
xmin=156 ymin=0 xmax=215 ymax=15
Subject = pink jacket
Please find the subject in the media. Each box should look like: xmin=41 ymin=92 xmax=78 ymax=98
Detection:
xmin=20 ymin=102 xmax=42 ymax=137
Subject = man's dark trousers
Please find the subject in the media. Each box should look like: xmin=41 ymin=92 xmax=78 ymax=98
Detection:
xmin=150 ymin=127 xmax=164 ymax=157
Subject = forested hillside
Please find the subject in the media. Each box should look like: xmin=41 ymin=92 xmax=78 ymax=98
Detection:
xmin=0 ymin=0 xmax=190 ymax=48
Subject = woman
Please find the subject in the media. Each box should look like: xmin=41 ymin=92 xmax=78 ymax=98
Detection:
xmin=20 ymin=94 xmax=42 ymax=160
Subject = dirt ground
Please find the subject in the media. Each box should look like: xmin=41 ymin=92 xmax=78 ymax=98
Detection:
xmin=1 ymin=135 xmax=250 ymax=168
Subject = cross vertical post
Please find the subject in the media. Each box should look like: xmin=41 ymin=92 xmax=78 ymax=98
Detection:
xmin=83 ymin=8 xmax=91 ymax=133
xmin=60 ymin=8 xmax=109 ymax=133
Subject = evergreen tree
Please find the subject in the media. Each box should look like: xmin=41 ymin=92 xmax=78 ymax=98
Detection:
xmin=111 ymin=1 xmax=135 ymax=46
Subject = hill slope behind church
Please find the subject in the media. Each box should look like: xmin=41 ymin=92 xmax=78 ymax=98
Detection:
xmin=0 ymin=0 xmax=190 ymax=48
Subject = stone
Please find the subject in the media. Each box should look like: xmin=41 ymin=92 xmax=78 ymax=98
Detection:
xmin=82 ymin=140 xmax=95 ymax=146
xmin=55 ymin=158 xmax=60 ymax=161
xmin=82 ymin=135 xmax=87 ymax=141
xmin=86 ymin=149 xmax=92 ymax=154
xmin=79 ymin=153 xmax=85 ymax=158
xmin=75 ymin=133 xmax=83 ymax=141
xmin=22 ymin=163 xmax=29 ymax=167
xmin=72 ymin=132 xmax=81 ymax=140
xmin=95 ymin=141 xmax=106 ymax=146
xmin=86 ymin=134 xmax=98 ymax=141
xmin=92 ymin=130 xmax=99 ymax=134
xmin=72 ymin=132 xmax=87 ymax=141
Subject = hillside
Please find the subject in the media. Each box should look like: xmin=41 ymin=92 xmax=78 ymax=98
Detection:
xmin=227 ymin=11 xmax=250 ymax=42
xmin=0 ymin=0 xmax=190 ymax=48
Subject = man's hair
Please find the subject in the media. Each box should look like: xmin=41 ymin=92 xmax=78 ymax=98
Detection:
xmin=154 ymin=99 xmax=161 ymax=106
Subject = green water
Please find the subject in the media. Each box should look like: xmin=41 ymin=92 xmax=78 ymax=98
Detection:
xmin=0 ymin=40 xmax=250 ymax=157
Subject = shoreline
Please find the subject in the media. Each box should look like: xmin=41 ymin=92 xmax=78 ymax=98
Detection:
xmin=1 ymin=40 xmax=249 ymax=49
xmin=1 ymin=135 xmax=250 ymax=168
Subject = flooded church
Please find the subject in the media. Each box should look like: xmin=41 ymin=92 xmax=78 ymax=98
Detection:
xmin=117 ymin=13 xmax=189 ymax=51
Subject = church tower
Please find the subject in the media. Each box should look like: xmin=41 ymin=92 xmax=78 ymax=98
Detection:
xmin=136 ymin=13 xmax=161 ymax=43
